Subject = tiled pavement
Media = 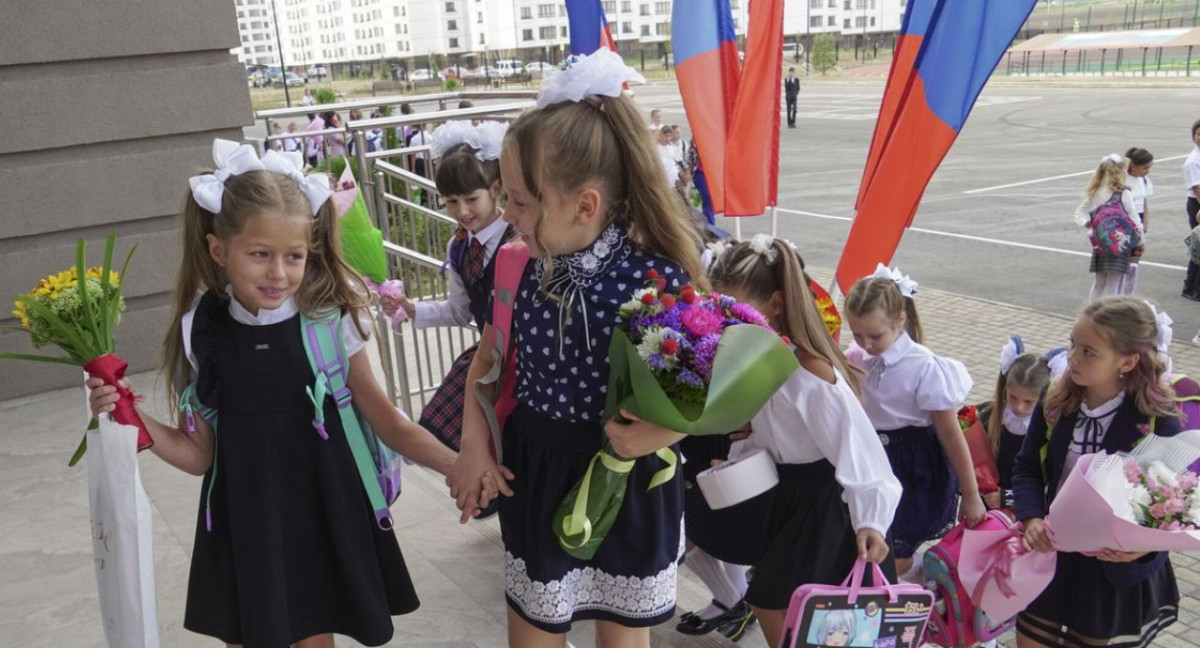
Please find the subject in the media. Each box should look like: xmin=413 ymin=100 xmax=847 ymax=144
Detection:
xmin=2 ymin=267 xmax=1198 ymax=647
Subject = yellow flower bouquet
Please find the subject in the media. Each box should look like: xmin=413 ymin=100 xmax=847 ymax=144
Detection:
xmin=2 ymin=233 xmax=149 ymax=464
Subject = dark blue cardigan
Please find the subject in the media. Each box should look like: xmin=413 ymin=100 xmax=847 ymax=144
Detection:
xmin=1011 ymin=396 xmax=1182 ymax=588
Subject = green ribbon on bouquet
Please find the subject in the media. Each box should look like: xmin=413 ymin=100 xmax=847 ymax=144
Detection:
xmin=551 ymin=323 xmax=797 ymax=560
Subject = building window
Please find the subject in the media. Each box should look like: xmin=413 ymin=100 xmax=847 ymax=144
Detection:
xmin=827 ymin=15 xmax=836 ymax=25
xmin=449 ymin=37 xmax=459 ymax=47
xmin=641 ymin=24 xmax=650 ymax=36
xmin=539 ymin=25 xmax=556 ymax=39
xmin=622 ymin=21 xmax=632 ymax=33
xmin=655 ymin=2 xmax=668 ymax=15
xmin=477 ymin=11 xmax=483 ymax=23
xmin=855 ymin=16 xmax=865 ymax=27
xmin=828 ymin=0 xmax=835 ymax=6
xmin=870 ymin=16 xmax=876 ymax=26
xmin=445 ymin=1 xmax=455 ymax=11
xmin=640 ymin=4 xmax=650 ymax=16
xmin=603 ymin=1 xmax=615 ymax=13
xmin=538 ymin=4 xmax=555 ymax=18
xmin=621 ymin=1 xmax=631 ymax=11
xmin=522 ymin=28 xmax=533 ymax=40
xmin=655 ymin=22 xmax=669 ymax=35
xmin=810 ymin=15 xmax=821 ymax=27
xmin=479 ymin=33 xmax=485 ymax=44
xmin=447 ymin=19 xmax=457 ymax=30
xmin=561 ymin=25 xmax=567 ymax=36
xmin=394 ymin=6 xmax=399 ymax=16
xmin=844 ymin=17 xmax=851 ymax=28
xmin=521 ymin=7 xmax=532 ymax=19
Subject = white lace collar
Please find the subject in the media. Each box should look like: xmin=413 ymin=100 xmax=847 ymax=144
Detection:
xmin=225 ymin=285 xmax=299 ymax=325
xmin=1079 ymin=391 xmax=1126 ymax=418
xmin=533 ymin=223 xmax=631 ymax=357
xmin=1002 ymin=405 xmax=1032 ymax=436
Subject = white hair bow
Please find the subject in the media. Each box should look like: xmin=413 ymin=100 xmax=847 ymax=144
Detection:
xmin=188 ymin=139 xmax=266 ymax=214
xmin=1046 ymin=347 xmax=1069 ymax=380
xmin=464 ymin=121 xmax=508 ymax=161
xmin=870 ymin=263 xmax=918 ymax=297
xmin=1144 ymin=301 xmax=1174 ymax=374
xmin=429 ymin=120 xmax=476 ymax=159
xmin=1103 ymin=153 xmax=1123 ymax=164
xmin=260 ymin=150 xmax=334 ymax=215
xmin=749 ymin=233 xmax=778 ymax=262
xmin=537 ymin=48 xmax=645 ymax=109
xmin=999 ymin=334 xmax=1025 ymax=375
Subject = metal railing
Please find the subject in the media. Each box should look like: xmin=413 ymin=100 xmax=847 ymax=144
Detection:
xmin=268 ymin=95 xmax=534 ymax=418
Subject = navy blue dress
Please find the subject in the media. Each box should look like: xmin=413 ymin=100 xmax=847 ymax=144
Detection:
xmin=496 ymin=224 xmax=687 ymax=633
xmin=185 ymin=293 xmax=419 ymax=647
xmin=1011 ymin=397 xmax=1180 ymax=647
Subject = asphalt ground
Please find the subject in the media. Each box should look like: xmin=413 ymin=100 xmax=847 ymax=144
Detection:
xmin=629 ymin=81 xmax=1200 ymax=340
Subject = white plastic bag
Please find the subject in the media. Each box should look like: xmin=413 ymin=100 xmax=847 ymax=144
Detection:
xmin=86 ymin=413 xmax=160 ymax=647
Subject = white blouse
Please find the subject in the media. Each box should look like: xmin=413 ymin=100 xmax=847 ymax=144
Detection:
xmin=1125 ymin=173 xmax=1153 ymax=215
xmin=845 ymin=332 xmax=973 ymax=430
xmin=1182 ymin=146 xmax=1200 ymax=198
xmin=181 ymin=292 xmax=368 ymax=377
xmin=1061 ymin=391 xmax=1125 ymax=486
xmin=413 ymin=215 xmax=508 ymax=329
xmin=731 ymin=363 xmax=902 ymax=535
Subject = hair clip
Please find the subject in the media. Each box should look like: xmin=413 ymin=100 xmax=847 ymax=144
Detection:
xmin=999 ymin=334 xmax=1025 ymax=374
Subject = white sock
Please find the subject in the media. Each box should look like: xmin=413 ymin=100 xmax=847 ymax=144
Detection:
xmin=685 ymin=548 xmax=743 ymax=619
xmin=724 ymin=561 xmax=748 ymax=598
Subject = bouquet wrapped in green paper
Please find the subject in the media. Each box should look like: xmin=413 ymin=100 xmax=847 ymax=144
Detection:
xmin=552 ymin=272 xmax=799 ymax=559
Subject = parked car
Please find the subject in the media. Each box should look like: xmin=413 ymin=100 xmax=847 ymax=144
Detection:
xmin=495 ymin=59 xmax=525 ymax=77
xmin=270 ymin=72 xmax=306 ymax=87
xmin=442 ymin=66 xmax=466 ymax=79
xmin=409 ymin=68 xmax=443 ymax=82
xmin=471 ymin=65 xmax=502 ymax=78
xmin=306 ymin=64 xmax=328 ymax=79
xmin=524 ymin=61 xmax=555 ymax=76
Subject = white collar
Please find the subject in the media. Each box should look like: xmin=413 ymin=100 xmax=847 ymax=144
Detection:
xmin=225 ymin=285 xmax=299 ymax=325
xmin=1079 ymin=391 xmax=1125 ymax=418
xmin=470 ymin=214 xmax=508 ymax=248
xmin=1002 ymin=405 xmax=1032 ymax=436
xmin=878 ymin=331 xmax=915 ymax=367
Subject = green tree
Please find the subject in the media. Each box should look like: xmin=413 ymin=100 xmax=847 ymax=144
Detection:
xmin=379 ymin=58 xmax=390 ymax=80
xmin=812 ymin=34 xmax=837 ymax=75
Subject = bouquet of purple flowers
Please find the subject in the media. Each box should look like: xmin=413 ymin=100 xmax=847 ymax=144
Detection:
xmin=553 ymin=270 xmax=798 ymax=559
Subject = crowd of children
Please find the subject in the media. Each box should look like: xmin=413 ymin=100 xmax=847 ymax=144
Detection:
xmin=81 ymin=50 xmax=1196 ymax=648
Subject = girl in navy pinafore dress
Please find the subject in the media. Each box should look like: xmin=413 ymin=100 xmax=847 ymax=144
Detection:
xmin=87 ymin=141 xmax=458 ymax=648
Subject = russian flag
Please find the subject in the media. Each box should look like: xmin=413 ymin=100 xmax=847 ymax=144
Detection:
xmin=673 ymin=0 xmax=783 ymax=217
xmin=565 ymin=0 xmax=616 ymax=55
xmin=835 ymin=0 xmax=1037 ymax=293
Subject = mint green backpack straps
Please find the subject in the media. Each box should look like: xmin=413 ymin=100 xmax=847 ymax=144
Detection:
xmin=178 ymin=382 xmax=221 ymax=531
xmin=300 ymin=309 xmax=394 ymax=531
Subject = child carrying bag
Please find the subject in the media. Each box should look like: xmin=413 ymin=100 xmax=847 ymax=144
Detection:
xmin=922 ymin=511 xmax=1017 ymax=648
xmin=779 ymin=559 xmax=934 ymax=648
xmin=180 ymin=308 xmax=406 ymax=532
xmin=473 ymin=242 xmax=530 ymax=463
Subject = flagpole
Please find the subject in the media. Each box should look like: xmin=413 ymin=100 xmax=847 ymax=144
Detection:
xmin=732 ymin=216 xmax=742 ymax=238
xmin=770 ymin=206 xmax=778 ymax=236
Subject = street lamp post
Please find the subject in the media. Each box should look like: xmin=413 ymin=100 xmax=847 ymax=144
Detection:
xmin=269 ymin=0 xmax=292 ymax=107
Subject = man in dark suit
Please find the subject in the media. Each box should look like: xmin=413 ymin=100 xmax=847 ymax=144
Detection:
xmin=784 ymin=67 xmax=800 ymax=128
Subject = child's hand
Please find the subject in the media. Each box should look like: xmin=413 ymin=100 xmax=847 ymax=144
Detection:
xmin=982 ymin=491 xmax=1002 ymax=510
xmin=1022 ymin=518 xmax=1054 ymax=553
xmin=86 ymin=376 xmax=130 ymax=418
xmin=380 ymin=295 xmax=415 ymax=321
xmin=728 ymin=423 xmax=753 ymax=442
xmin=447 ymin=450 xmax=513 ymax=524
xmin=959 ymin=494 xmax=987 ymax=527
xmin=1097 ymin=549 xmax=1150 ymax=563
xmin=605 ymin=410 xmax=685 ymax=459
xmin=856 ymin=528 xmax=889 ymax=564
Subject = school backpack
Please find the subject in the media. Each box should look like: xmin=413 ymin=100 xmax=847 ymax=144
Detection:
xmin=1087 ymin=192 xmax=1141 ymax=257
xmin=922 ymin=510 xmax=1018 ymax=648
xmin=473 ymin=242 xmax=530 ymax=463
xmin=179 ymin=309 xmax=405 ymax=532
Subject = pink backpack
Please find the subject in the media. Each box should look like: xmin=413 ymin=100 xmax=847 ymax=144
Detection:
xmin=779 ymin=559 xmax=934 ymax=648
xmin=473 ymin=242 xmax=529 ymax=462
xmin=922 ymin=511 xmax=1017 ymax=648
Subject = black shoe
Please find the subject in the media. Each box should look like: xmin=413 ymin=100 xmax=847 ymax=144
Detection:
xmin=675 ymin=600 xmax=731 ymax=636
xmin=1184 ymin=291 xmax=1200 ymax=302
xmin=715 ymin=600 xmax=757 ymax=642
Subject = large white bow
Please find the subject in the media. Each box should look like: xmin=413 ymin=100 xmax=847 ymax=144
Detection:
xmin=188 ymin=139 xmax=266 ymax=214
xmin=869 ymin=262 xmax=918 ymax=297
xmin=999 ymin=334 xmax=1025 ymax=375
xmin=260 ymin=150 xmax=333 ymax=215
xmin=537 ymin=48 xmax=645 ymax=109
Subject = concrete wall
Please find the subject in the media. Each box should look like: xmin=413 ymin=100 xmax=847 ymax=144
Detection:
xmin=0 ymin=0 xmax=253 ymax=399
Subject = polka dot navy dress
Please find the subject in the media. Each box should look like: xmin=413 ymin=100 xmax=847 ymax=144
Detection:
xmin=496 ymin=224 xmax=688 ymax=634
